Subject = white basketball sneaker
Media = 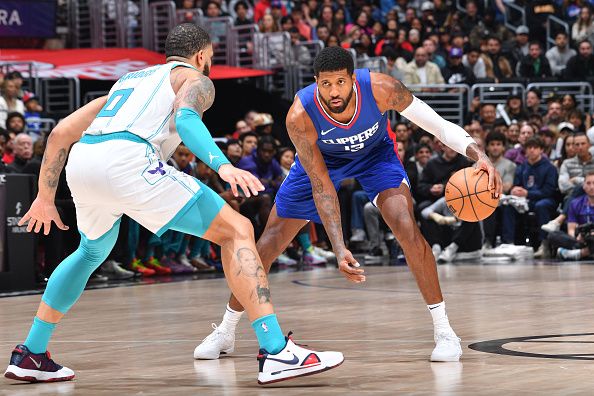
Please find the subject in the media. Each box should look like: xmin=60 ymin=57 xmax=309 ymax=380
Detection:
xmin=194 ymin=323 xmax=235 ymax=360
xmin=258 ymin=333 xmax=344 ymax=385
xmin=431 ymin=329 xmax=462 ymax=362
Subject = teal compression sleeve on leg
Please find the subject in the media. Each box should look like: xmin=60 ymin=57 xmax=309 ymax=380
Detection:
xmin=41 ymin=220 xmax=120 ymax=314
xmin=175 ymin=107 xmax=231 ymax=172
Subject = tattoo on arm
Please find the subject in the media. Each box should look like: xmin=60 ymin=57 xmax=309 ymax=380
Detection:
xmin=235 ymin=247 xmax=271 ymax=304
xmin=387 ymin=79 xmax=413 ymax=112
xmin=42 ymin=148 xmax=68 ymax=190
xmin=287 ymin=114 xmax=346 ymax=253
xmin=177 ymin=76 xmax=215 ymax=117
xmin=465 ymin=143 xmax=488 ymax=162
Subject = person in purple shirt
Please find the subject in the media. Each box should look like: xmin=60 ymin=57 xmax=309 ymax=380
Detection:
xmin=547 ymin=171 xmax=594 ymax=260
xmin=504 ymin=122 xmax=537 ymax=165
xmin=236 ymin=135 xmax=284 ymax=236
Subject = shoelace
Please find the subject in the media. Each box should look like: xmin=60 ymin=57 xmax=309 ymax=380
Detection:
xmin=202 ymin=323 xmax=230 ymax=343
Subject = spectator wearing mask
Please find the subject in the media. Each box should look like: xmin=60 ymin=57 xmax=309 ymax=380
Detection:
xmin=502 ymin=137 xmax=558 ymax=248
xmin=7 ymin=133 xmax=33 ymax=173
xmin=403 ymin=47 xmax=445 ymax=87
xmin=518 ymin=41 xmax=552 ymax=78
xmin=546 ymin=32 xmax=576 ymax=77
xmin=564 ymin=39 xmax=594 ymax=80
xmin=0 ymin=79 xmax=25 ymax=129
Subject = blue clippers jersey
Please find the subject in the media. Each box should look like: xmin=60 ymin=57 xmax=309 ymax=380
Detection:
xmin=296 ymin=68 xmax=394 ymax=168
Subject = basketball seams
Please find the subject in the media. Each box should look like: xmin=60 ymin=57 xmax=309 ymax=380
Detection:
xmin=462 ymin=168 xmax=480 ymax=222
xmin=474 ymin=191 xmax=498 ymax=209
xmin=446 ymin=181 xmax=465 ymax=216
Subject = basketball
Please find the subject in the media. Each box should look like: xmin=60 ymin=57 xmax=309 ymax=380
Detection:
xmin=445 ymin=167 xmax=499 ymax=222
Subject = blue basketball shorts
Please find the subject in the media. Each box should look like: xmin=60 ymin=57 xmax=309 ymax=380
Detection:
xmin=275 ymin=142 xmax=409 ymax=223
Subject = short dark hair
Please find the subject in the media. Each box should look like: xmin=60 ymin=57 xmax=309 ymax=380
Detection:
xmin=6 ymin=71 xmax=22 ymax=80
xmin=573 ymin=131 xmax=588 ymax=140
xmin=529 ymin=41 xmax=541 ymax=49
xmin=525 ymin=136 xmax=544 ymax=149
xmin=258 ymin=135 xmax=277 ymax=149
xmin=527 ymin=87 xmax=542 ymax=99
xmin=165 ymin=23 xmax=211 ymax=59
xmin=313 ymin=47 xmax=355 ymax=77
xmin=415 ymin=143 xmax=432 ymax=154
xmin=227 ymin=138 xmax=240 ymax=147
xmin=234 ymin=0 xmax=248 ymax=12
xmin=486 ymin=131 xmax=507 ymax=147
xmin=555 ymin=31 xmax=568 ymax=39
xmin=578 ymin=39 xmax=592 ymax=48
xmin=239 ymin=131 xmax=258 ymax=143
xmin=6 ymin=112 xmax=25 ymax=124
xmin=585 ymin=170 xmax=594 ymax=179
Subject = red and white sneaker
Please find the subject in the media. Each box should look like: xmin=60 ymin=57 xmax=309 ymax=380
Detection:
xmin=4 ymin=344 xmax=74 ymax=383
xmin=257 ymin=333 xmax=344 ymax=385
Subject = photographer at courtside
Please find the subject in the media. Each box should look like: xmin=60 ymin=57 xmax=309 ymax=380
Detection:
xmin=546 ymin=171 xmax=594 ymax=260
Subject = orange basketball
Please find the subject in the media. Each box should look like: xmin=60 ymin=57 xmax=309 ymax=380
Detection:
xmin=444 ymin=167 xmax=499 ymax=222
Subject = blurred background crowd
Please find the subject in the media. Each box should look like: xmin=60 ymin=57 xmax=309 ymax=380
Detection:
xmin=3 ymin=0 xmax=594 ymax=285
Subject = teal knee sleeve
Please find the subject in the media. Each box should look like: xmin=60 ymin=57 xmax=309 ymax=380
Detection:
xmin=41 ymin=220 xmax=120 ymax=314
xmin=168 ymin=181 xmax=225 ymax=237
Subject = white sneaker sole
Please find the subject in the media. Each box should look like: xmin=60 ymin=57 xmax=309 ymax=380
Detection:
xmin=430 ymin=351 xmax=462 ymax=362
xmin=194 ymin=345 xmax=234 ymax=360
xmin=4 ymin=365 xmax=75 ymax=382
xmin=258 ymin=355 xmax=344 ymax=385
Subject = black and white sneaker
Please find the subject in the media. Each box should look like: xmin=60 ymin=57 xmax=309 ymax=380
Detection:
xmin=4 ymin=344 xmax=75 ymax=383
xmin=257 ymin=333 xmax=344 ymax=385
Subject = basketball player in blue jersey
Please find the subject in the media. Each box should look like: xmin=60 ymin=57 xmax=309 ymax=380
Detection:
xmin=4 ymin=24 xmax=344 ymax=385
xmin=196 ymin=47 xmax=502 ymax=363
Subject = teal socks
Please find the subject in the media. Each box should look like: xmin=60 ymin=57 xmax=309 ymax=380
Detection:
xmin=24 ymin=317 xmax=56 ymax=354
xmin=251 ymin=314 xmax=285 ymax=354
xmin=296 ymin=233 xmax=314 ymax=253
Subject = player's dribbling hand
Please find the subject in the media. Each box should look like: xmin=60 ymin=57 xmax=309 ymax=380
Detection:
xmin=17 ymin=197 xmax=69 ymax=235
xmin=218 ymin=164 xmax=265 ymax=198
xmin=474 ymin=157 xmax=503 ymax=198
xmin=337 ymin=249 xmax=366 ymax=283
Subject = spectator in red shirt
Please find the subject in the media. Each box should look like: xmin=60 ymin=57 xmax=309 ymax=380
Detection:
xmin=254 ymin=0 xmax=286 ymax=23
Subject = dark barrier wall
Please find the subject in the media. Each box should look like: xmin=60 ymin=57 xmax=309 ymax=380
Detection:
xmin=0 ymin=174 xmax=36 ymax=291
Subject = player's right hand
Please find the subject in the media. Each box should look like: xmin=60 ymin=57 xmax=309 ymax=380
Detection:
xmin=337 ymin=249 xmax=366 ymax=283
xmin=218 ymin=164 xmax=265 ymax=198
xmin=17 ymin=197 xmax=69 ymax=235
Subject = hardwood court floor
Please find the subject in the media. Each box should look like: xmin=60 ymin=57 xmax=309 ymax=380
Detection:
xmin=1 ymin=262 xmax=594 ymax=395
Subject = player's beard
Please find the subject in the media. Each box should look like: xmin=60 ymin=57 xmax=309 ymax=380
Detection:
xmin=325 ymin=87 xmax=354 ymax=114
xmin=203 ymin=62 xmax=211 ymax=77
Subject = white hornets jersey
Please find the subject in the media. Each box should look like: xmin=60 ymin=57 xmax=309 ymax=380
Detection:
xmin=85 ymin=62 xmax=195 ymax=160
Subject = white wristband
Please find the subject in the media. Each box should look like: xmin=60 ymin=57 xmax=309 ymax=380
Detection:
xmin=400 ymin=96 xmax=476 ymax=156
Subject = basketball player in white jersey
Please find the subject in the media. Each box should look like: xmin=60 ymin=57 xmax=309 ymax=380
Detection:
xmin=4 ymin=24 xmax=343 ymax=385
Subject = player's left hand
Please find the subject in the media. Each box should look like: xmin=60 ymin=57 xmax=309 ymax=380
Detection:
xmin=337 ymin=249 xmax=366 ymax=283
xmin=218 ymin=164 xmax=264 ymax=198
xmin=474 ymin=157 xmax=502 ymax=198
xmin=18 ymin=197 xmax=69 ymax=235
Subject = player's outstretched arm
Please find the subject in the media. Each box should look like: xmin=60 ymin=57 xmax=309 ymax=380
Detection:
xmin=173 ymin=74 xmax=264 ymax=197
xmin=371 ymin=72 xmax=502 ymax=197
xmin=286 ymin=99 xmax=365 ymax=283
xmin=18 ymin=96 xmax=107 ymax=235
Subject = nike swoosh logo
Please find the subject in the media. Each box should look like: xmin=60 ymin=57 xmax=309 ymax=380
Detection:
xmin=320 ymin=127 xmax=336 ymax=136
xmin=267 ymin=353 xmax=299 ymax=365
xmin=29 ymin=356 xmax=42 ymax=369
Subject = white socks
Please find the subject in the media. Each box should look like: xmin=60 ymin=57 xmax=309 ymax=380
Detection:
xmin=219 ymin=304 xmax=244 ymax=333
xmin=428 ymin=301 xmax=452 ymax=332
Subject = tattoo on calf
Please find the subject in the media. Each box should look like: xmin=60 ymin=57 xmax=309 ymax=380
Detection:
xmin=235 ymin=247 xmax=271 ymax=304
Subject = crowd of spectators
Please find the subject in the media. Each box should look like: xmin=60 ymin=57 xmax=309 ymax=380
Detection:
xmin=6 ymin=1 xmax=594 ymax=284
